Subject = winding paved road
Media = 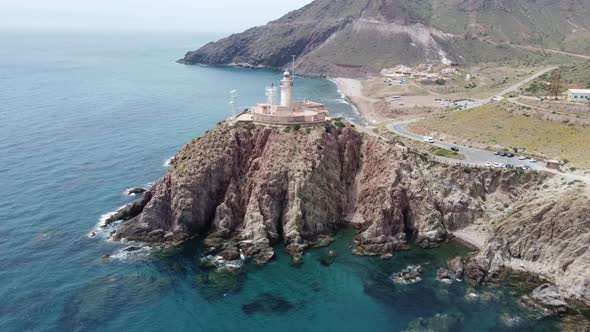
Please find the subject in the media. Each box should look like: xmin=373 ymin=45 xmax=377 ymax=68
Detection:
xmin=461 ymin=66 xmax=558 ymax=110
xmin=386 ymin=121 xmax=543 ymax=170
xmin=381 ymin=67 xmax=565 ymax=169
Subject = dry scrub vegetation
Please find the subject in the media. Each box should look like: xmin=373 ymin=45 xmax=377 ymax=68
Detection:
xmin=411 ymin=103 xmax=590 ymax=168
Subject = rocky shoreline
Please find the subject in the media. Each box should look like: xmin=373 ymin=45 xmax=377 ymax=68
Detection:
xmin=99 ymin=119 xmax=590 ymax=323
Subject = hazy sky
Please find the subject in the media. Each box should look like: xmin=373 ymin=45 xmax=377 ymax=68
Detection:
xmin=0 ymin=0 xmax=314 ymax=32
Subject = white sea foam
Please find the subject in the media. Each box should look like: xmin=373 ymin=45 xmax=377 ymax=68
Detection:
xmin=163 ymin=156 xmax=173 ymax=167
xmin=110 ymin=245 xmax=153 ymax=261
xmin=88 ymin=205 xmax=127 ymax=239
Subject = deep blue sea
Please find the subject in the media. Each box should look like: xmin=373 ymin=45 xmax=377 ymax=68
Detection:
xmin=0 ymin=31 xmax=558 ymax=331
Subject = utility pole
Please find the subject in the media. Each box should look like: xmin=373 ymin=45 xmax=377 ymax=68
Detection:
xmin=229 ymin=90 xmax=238 ymax=120
xmin=291 ymin=55 xmax=296 ymax=80
xmin=549 ymin=69 xmax=561 ymax=101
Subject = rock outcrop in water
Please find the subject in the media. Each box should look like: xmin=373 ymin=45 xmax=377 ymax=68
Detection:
xmin=111 ymin=121 xmax=590 ymax=307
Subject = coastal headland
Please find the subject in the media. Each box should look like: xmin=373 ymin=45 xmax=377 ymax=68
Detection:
xmin=101 ymin=115 xmax=590 ymax=315
xmin=98 ymin=0 xmax=590 ymax=323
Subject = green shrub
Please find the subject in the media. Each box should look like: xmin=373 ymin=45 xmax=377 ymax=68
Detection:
xmin=334 ymin=121 xmax=346 ymax=128
xmin=463 ymin=167 xmax=472 ymax=174
xmin=293 ymin=124 xmax=301 ymax=131
xmin=305 ymin=128 xmax=311 ymax=135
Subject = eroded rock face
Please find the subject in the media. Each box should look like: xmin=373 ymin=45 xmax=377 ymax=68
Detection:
xmin=113 ymin=124 xmax=546 ymax=262
xmin=351 ymin=138 xmax=540 ymax=255
xmin=520 ymin=284 xmax=568 ymax=317
xmin=116 ymin=123 xmax=362 ymax=264
xmin=448 ymin=257 xmax=465 ymax=280
xmin=466 ymin=190 xmax=590 ymax=306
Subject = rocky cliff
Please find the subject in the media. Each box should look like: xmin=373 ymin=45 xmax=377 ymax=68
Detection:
xmin=465 ymin=187 xmax=590 ymax=307
xmin=109 ymin=121 xmax=590 ymax=306
xmin=114 ymin=122 xmax=532 ymax=257
xmin=180 ymin=0 xmax=590 ymax=77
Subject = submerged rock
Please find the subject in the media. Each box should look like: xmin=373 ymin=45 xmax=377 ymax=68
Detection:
xmin=436 ymin=268 xmax=453 ymax=284
xmin=123 ymin=246 xmax=143 ymax=252
xmin=196 ymin=268 xmax=245 ymax=301
xmin=291 ymin=254 xmax=303 ymax=268
xmin=520 ymin=284 xmax=568 ymax=317
xmin=320 ymin=249 xmax=337 ymax=266
xmin=498 ymin=312 xmax=523 ymax=329
xmin=392 ymin=265 xmax=423 ymax=285
xmin=242 ymin=293 xmax=295 ymax=316
xmin=403 ymin=312 xmax=464 ymax=332
xmin=447 ymin=257 xmax=465 ymax=280
xmin=559 ymin=315 xmax=590 ymax=332
xmin=198 ymin=255 xmax=243 ymax=273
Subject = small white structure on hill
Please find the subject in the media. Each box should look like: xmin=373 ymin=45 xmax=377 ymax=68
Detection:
xmin=565 ymin=89 xmax=590 ymax=103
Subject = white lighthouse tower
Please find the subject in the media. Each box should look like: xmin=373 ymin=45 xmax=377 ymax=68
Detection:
xmin=280 ymin=70 xmax=293 ymax=107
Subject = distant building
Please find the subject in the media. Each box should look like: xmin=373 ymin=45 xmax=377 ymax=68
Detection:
xmin=381 ymin=65 xmax=413 ymax=77
xmin=565 ymin=89 xmax=590 ymax=103
xmin=546 ymin=160 xmax=561 ymax=170
xmin=441 ymin=68 xmax=459 ymax=76
xmin=249 ymin=71 xmax=329 ymax=126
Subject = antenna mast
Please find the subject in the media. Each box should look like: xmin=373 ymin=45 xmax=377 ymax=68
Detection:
xmin=229 ymin=90 xmax=238 ymax=120
xmin=291 ymin=55 xmax=296 ymax=80
xmin=265 ymin=83 xmax=276 ymax=106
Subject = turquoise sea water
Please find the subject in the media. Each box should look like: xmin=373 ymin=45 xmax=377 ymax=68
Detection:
xmin=0 ymin=31 xmax=557 ymax=331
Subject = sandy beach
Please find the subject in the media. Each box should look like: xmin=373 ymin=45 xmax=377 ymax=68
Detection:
xmin=331 ymin=78 xmax=385 ymax=124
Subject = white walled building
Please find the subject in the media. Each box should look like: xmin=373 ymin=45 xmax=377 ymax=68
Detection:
xmin=250 ymin=71 xmax=329 ymax=126
xmin=565 ymin=89 xmax=590 ymax=103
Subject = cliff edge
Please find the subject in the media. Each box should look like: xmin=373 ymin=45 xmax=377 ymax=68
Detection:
xmin=107 ymin=122 xmax=590 ymax=306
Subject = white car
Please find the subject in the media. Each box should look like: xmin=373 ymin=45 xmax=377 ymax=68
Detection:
xmin=518 ymin=156 xmax=527 ymax=160
xmin=493 ymin=162 xmax=505 ymax=168
xmin=485 ymin=162 xmax=492 ymax=167
xmin=529 ymin=158 xmax=538 ymax=163
xmin=423 ymin=136 xmax=434 ymax=143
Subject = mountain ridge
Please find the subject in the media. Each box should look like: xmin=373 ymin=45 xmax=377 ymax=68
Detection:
xmin=180 ymin=0 xmax=590 ymax=77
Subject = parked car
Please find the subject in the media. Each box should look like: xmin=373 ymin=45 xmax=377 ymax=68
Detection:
xmin=529 ymin=158 xmax=538 ymax=163
xmin=500 ymin=152 xmax=507 ymax=157
xmin=494 ymin=151 xmax=501 ymax=155
xmin=507 ymin=153 xmax=515 ymax=158
xmin=505 ymin=164 xmax=514 ymax=169
xmin=423 ymin=136 xmax=435 ymax=143
xmin=451 ymin=147 xmax=459 ymax=152
xmin=485 ymin=162 xmax=492 ymax=167
xmin=518 ymin=156 xmax=527 ymax=160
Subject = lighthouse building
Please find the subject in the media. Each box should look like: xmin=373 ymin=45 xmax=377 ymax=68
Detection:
xmin=250 ymin=71 xmax=329 ymax=126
